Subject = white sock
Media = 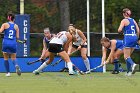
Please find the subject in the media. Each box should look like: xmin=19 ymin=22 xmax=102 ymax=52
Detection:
xmin=36 ymin=62 xmax=48 ymax=72
xmin=67 ymin=62 xmax=73 ymax=72
xmin=84 ymin=58 xmax=90 ymax=71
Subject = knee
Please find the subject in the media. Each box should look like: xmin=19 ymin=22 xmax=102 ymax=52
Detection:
xmin=64 ymin=58 xmax=71 ymax=63
xmin=124 ymin=55 xmax=129 ymax=60
xmin=81 ymin=55 xmax=87 ymax=60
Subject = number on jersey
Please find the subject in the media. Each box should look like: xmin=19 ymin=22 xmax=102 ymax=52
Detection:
xmin=8 ymin=30 xmax=14 ymax=39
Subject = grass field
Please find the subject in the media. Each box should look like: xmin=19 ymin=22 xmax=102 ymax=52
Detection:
xmin=0 ymin=72 xmax=140 ymax=93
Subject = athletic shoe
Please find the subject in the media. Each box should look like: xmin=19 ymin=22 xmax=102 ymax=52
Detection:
xmin=111 ymin=70 xmax=119 ymax=74
xmin=16 ymin=65 xmax=21 ymax=76
xmin=132 ymin=63 xmax=137 ymax=74
xmin=69 ymin=71 xmax=75 ymax=75
xmin=6 ymin=73 xmax=11 ymax=77
xmin=125 ymin=72 xmax=132 ymax=76
xmin=85 ymin=70 xmax=91 ymax=74
xmin=33 ymin=70 xmax=40 ymax=75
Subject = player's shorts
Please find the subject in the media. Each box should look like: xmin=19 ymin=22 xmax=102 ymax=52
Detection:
xmin=2 ymin=39 xmax=17 ymax=53
xmin=123 ymin=35 xmax=138 ymax=48
xmin=116 ymin=40 xmax=123 ymax=50
xmin=2 ymin=44 xmax=17 ymax=53
xmin=48 ymin=43 xmax=64 ymax=53
xmin=117 ymin=45 xmax=123 ymax=50
xmin=72 ymin=44 xmax=87 ymax=49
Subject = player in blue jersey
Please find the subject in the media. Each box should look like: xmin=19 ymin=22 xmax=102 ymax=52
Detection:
xmin=39 ymin=28 xmax=55 ymax=62
xmin=118 ymin=8 xmax=139 ymax=76
xmin=101 ymin=37 xmax=124 ymax=74
xmin=0 ymin=11 xmax=21 ymax=77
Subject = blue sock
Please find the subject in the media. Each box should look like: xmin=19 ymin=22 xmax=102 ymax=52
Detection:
xmin=118 ymin=63 xmax=124 ymax=72
xmin=4 ymin=60 xmax=10 ymax=73
xmin=126 ymin=61 xmax=132 ymax=72
xmin=12 ymin=60 xmax=18 ymax=67
xmin=126 ymin=58 xmax=134 ymax=65
xmin=113 ymin=59 xmax=119 ymax=71
xmin=125 ymin=58 xmax=133 ymax=72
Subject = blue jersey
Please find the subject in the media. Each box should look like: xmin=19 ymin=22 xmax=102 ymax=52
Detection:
xmin=2 ymin=22 xmax=17 ymax=53
xmin=44 ymin=34 xmax=53 ymax=48
xmin=123 ymin=18 xmax=137 ymax=34
xmin=116 ymin=40 xmax=123 ymax=50
xmin=107 ymin=40 xmax=123 ymax=50
xmin=123 ymin=18 xmax=138 ymax=48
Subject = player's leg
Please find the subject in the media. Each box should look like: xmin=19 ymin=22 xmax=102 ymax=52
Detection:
xmin=124 ymin=48 xmax=136 ymax=75
xmin=3 ymin=52 xmax=10 ymax=77
xmin=40 ymin=50 xmax=50 ymax=72
xmin=58 ymin=51 xmax=74 ymax=75
xmin=112 ymin=50 xmax=123 ymax=74
xmin=11 ymin=53 xmax=21 ymax=76
xmin=80 ymin=47 xmax=90 ymax=73
xmin=64 ymin=46 xmax=77 ymax=72
xmin=33 ymin=52 xmax=55 ymax=74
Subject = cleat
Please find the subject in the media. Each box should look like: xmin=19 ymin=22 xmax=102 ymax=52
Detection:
xmin=33 ymin=70 xmax=40 ymax=75
xmin=69 ymin=71 xmax=75 ymax=75
xmin=16 ymin=65 xmax=21 ymax=76
xmin=6 ymin=73 xmax=11 ymax=77
xmin=132 ymin=64 xmax=137 ymax=74
xmin=125 ymin=72 xmax=132 ymax=76
xmin=111 ymin=70 xmax=119 ymax=74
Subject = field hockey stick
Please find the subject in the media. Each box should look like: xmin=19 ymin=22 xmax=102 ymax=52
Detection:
xmin=73 ymin=64 xmax=85 ymax=75
xmin=17 ymin=39 xmax=26 ymax=43
xmin=27 ymin=59 xmax=44 ymax=65
xmin=50 ymin=50 xmax=78 ymax=66
xmin=88 ymin=61 xmax=107 ymax=72
xmin=90 ymin=65 xmax=103 ymax=72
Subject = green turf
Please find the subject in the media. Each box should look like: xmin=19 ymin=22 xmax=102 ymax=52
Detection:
xmin=0 ymin=72 xmax=140 ymax=93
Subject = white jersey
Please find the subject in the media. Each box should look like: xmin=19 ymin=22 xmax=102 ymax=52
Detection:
xmin=73 ymin=29 xmax=87 ymax=46
xmin=49 ymin=31 xmax=68 ymax=45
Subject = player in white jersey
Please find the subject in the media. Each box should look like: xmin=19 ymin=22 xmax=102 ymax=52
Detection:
xmin=33 ymin=31 xmax=75 ymax=75
xmin=67 ymin=24 xmax=91 ymax=74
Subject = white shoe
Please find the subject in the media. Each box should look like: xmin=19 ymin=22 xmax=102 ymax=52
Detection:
xmin=125 ymin=72 xmax=132 ymax=76
xmin=132 ymin=64 xmax=137 ymax=74
xmin=69 ymin=71 xmax=74 ymax=75
xmin=6 ymin=73 xmax=11 ymax=77
xmin=33 ymin=70 xmax=40 ymax=75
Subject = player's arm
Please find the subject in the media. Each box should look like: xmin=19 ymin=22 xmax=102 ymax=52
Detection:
xmin=118 ymin=19 xmax=125 ymax=33
xmin=15 ymin=24 xmax=19 ymax=39
xmin=39 ymin=39 xmax=47 ymax=59
xmin=64 ymin=33 xmax=72 ymax=52
xmin=0 ymin=23 xmax=5 ymax=33
xmin=101 ymin=47 xmax=107 ymax=65
xmin=77 ymin=30 xmax=87 ymax=45
xmin=106 ymin=41 xmax=116 ymax=64
xmin=133 ymin=19 xmax=139 ymax=37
